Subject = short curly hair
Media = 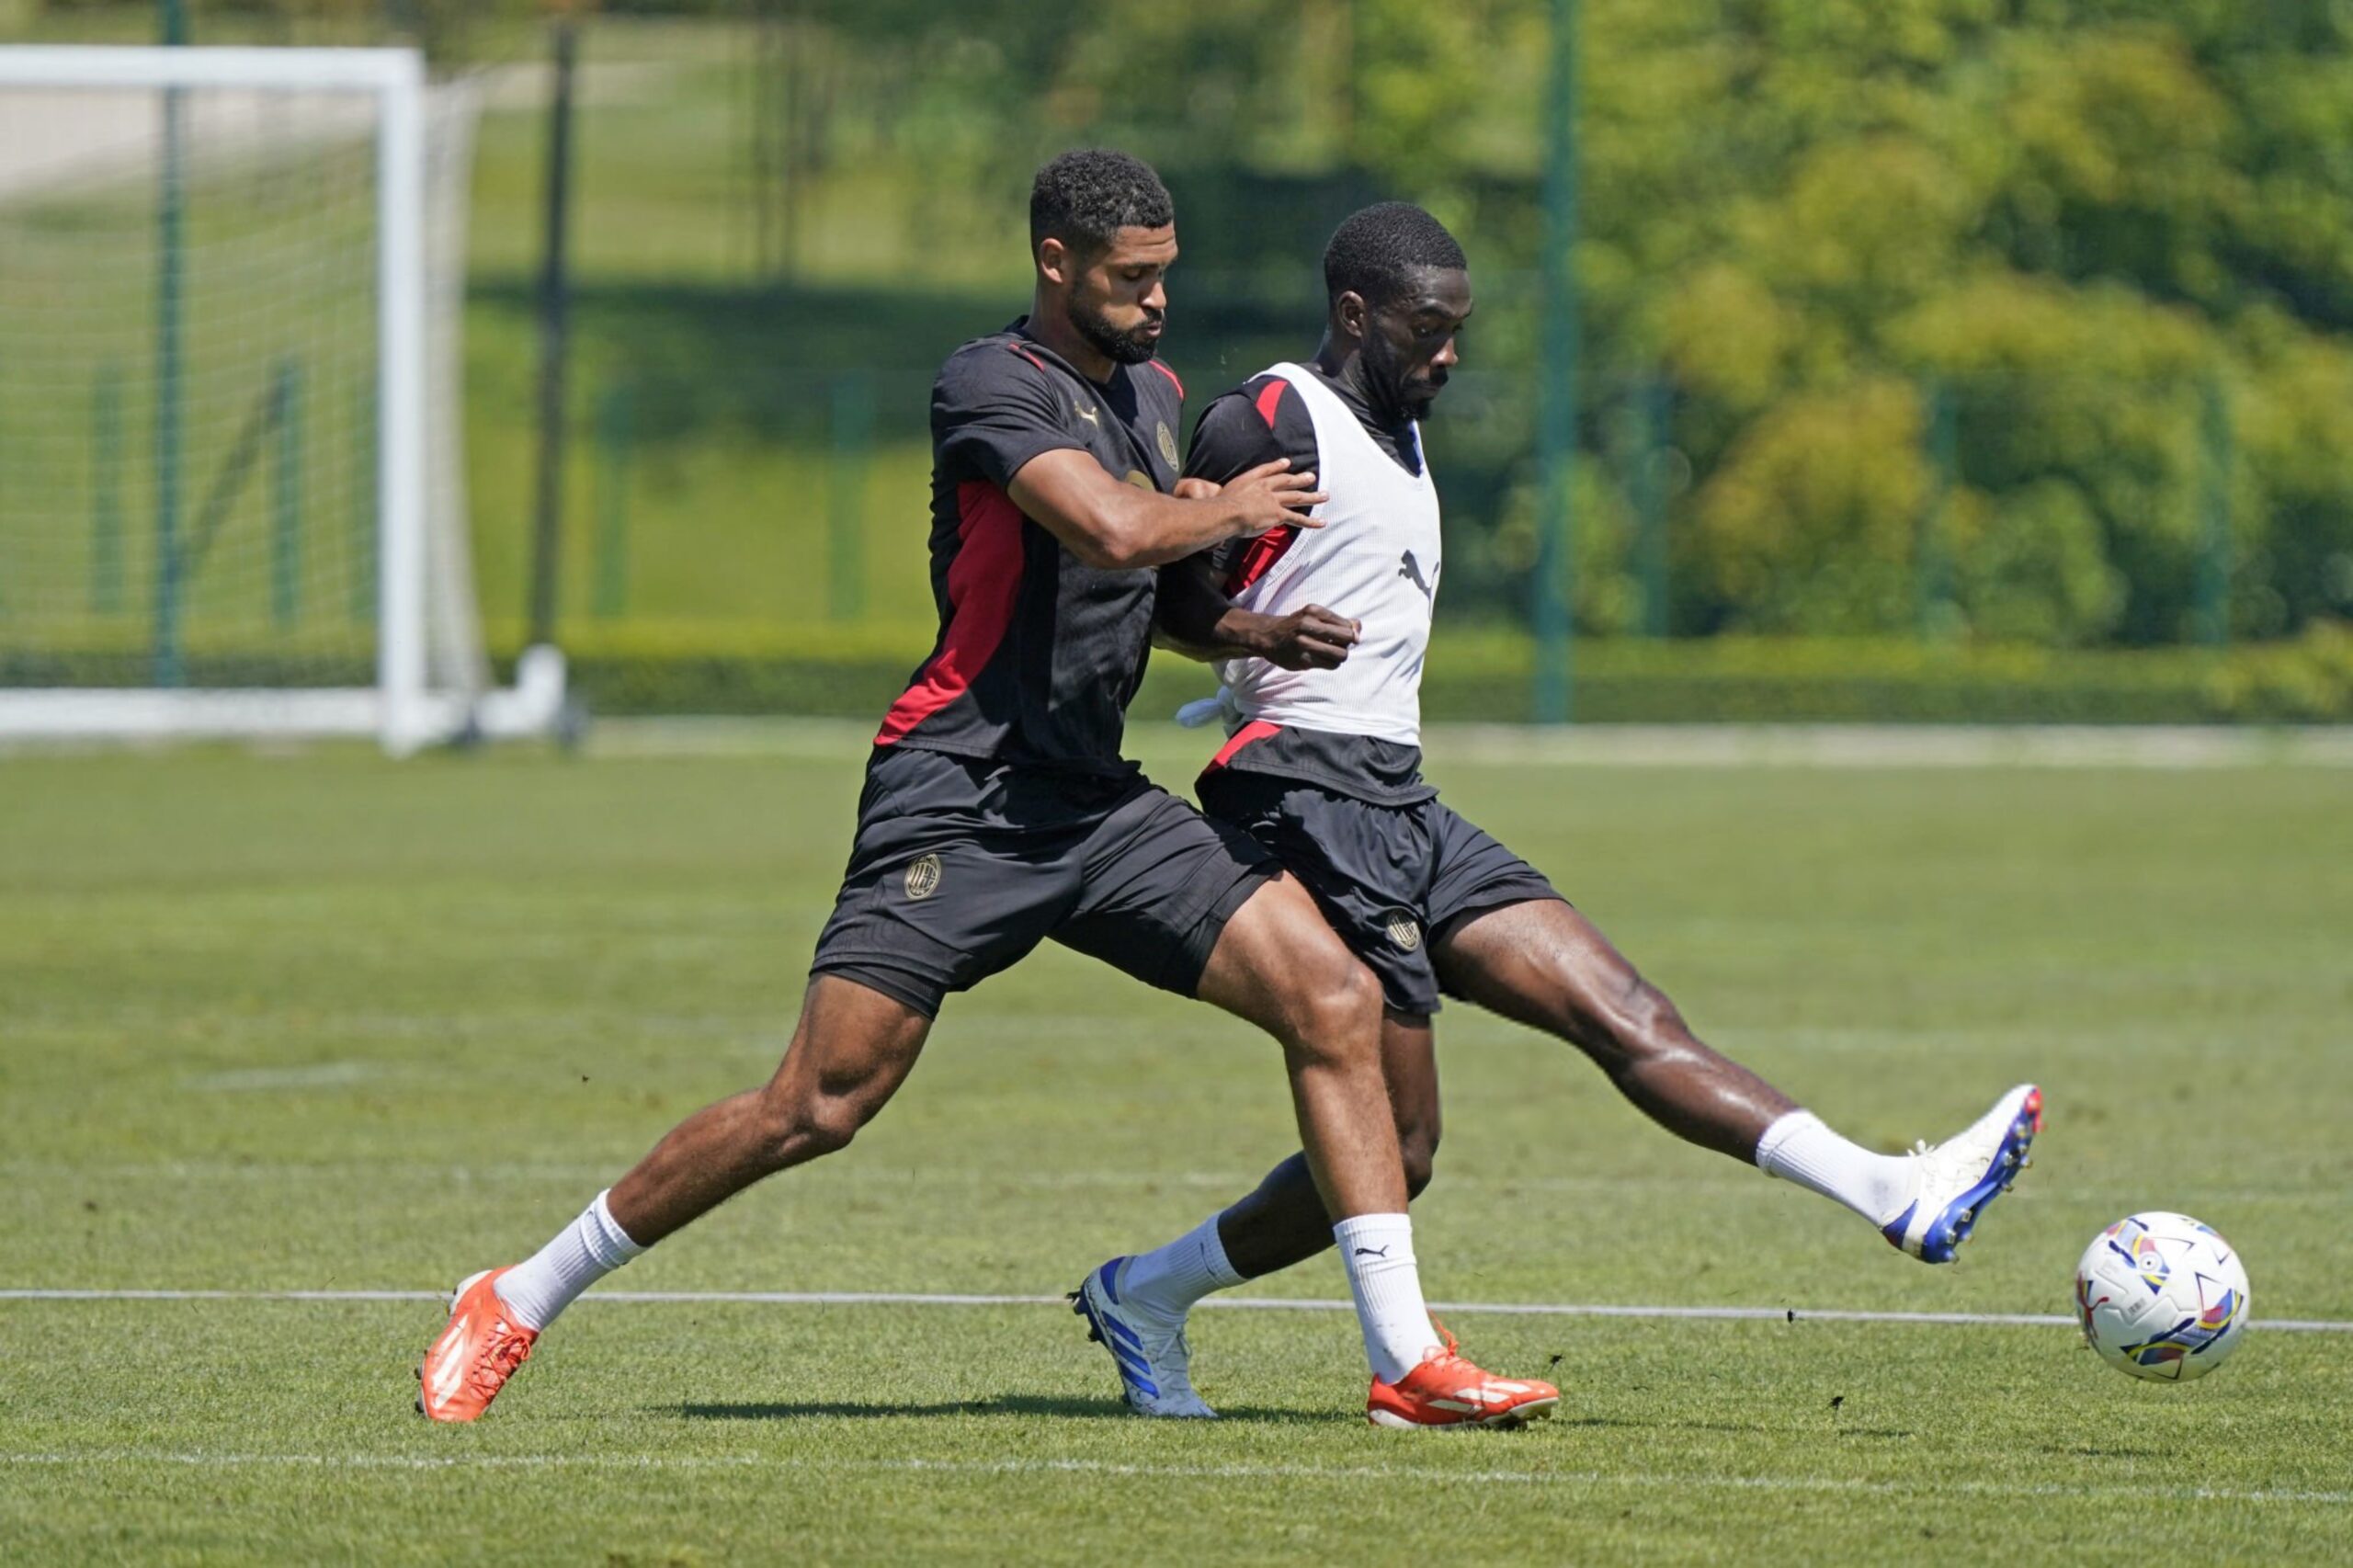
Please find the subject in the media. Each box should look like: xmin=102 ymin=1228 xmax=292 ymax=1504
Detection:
xmin=1323 ymin=201 xmax=1467 ymax=309
xmin=1029 ymin=150 xmax=1175 ymax=258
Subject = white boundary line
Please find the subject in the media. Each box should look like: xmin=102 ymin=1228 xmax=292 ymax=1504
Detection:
xmin=0 ymin=1449 xmax=2347 ymax=1506
xmin=2 ymin=1287 xmax=2346 ymax=1333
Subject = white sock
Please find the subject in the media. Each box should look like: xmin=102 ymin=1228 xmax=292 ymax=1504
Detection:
xmin=1334 ymin=1212 xmax=1442 ymax=1384
xmin=1120 ymin=1212 xmax=1246 ymax=1323
xmin=1755 ymin=1110 xmax=1916 ymax=1225
xmin=494 ymin=1190 xmax=646 ymax=1331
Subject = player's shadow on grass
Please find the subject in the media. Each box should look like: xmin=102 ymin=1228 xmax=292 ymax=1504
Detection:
xmin=675 ymin=1394 xmax=1317 ymax=1425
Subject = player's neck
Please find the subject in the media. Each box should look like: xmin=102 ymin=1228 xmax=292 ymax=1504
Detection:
xmin=1021 ymin=300 xmax=1118 ymax=385
xmin=1312 ymin=338 xmax=1405 ymax=431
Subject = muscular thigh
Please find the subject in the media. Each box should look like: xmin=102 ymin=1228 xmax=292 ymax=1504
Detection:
xmin=1431 ymin=895 xmax=1645 ymax=1043
xmin=1190 ymin=869 xmax=1381 ymax=1042
xmin=1047 ymin=776 xmax=1279 ymax=1000
xmin=770 ymin=972 xmax=936 ymax=1113
xmin=1198 ymin=768 xmax=1444 ymax=1016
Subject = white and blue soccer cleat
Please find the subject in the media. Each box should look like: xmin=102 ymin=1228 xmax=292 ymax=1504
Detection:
xmin=1881 ymin=1084 xmax=2043 ymax=1262
xmin=1069 ymin=1257 xmax=1217 ymax=1418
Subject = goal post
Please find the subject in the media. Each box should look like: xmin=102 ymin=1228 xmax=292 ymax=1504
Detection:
xmin=0 ymin=45 xmax=565 ymax=755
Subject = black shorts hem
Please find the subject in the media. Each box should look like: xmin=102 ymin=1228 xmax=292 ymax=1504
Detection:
xmin=1373 ymin=971 xmax=1445 ymax=1018
xmin=1164 ymin=858 xmax=1281 ymax=998
xmin=808 ymin=959 xmax=948 ymax=1020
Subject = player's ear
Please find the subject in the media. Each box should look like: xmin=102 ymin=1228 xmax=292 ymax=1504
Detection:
xmin=1037 ymin=235 xmax=1071 ymax=289
xmin=1334 ymin=290 xmax=1370 ymax=343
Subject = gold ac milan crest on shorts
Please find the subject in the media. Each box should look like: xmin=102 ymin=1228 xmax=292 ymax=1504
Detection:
xmin=1386 ymin=912 xmax=1422 ymax=951
xmin=904 ymin=853 xmax=943 ymax=901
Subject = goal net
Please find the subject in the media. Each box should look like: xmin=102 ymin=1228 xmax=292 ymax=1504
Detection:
xmin=0 ymin=47 xmax=563 ymax=754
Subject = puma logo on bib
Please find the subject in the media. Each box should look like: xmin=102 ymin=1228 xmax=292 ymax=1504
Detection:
xmin=1399 ymin=549 xmax=1434 ymax=599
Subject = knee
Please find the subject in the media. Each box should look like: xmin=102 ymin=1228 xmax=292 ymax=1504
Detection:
xmin=1287 ymin=959 xmax=1385 ymax=1065
xmin=1565 ymin=962 xmax=1683 ymax=1053
xmin=754 ymin=1085 xmax=869 ymax=1168
xmin=1622 ymin=980 xmax=1688 ymax=1047
xmin=1590 ymin=979 xmax=1703 ymax=1078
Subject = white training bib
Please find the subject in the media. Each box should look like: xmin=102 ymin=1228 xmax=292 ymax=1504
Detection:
xmin=1213 ymin=363 xmax=1440 ymax=745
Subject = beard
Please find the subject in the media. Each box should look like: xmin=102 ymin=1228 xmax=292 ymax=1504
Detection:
xmin=1067 ymin=295 xmax=1163 ymax=365
xmin=1363 ymin=328 xmax=1443 ymax=420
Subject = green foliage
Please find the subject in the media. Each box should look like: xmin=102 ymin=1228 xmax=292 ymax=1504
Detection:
xmin=1344 ymin=0 xmax=2353 ymax=643
xmin=537 ymin=0 xmax=2353 ymax=649
xmin=21 ymin=1 xmax=2353 ymax=653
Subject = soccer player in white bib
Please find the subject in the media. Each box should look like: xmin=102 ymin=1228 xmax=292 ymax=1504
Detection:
xmin=1071 ymin=202 xmax=2043 ymax=1424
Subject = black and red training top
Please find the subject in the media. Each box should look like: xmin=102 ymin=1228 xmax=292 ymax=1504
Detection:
xmin=875 ymin=319 xmax=1186 ymax=775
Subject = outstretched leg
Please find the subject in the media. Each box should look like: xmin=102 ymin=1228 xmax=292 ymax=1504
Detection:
xmin=1436 ymin=898 xmax=2040 ymax=1261
xmin=1431 ymin=898 xmax=1792 ymax=1161
xmin=418 ymin=977 xmax=930 ymax=1421
xmin=601 ymin=976 xmax=931 ymax=1244
xmin=1116 ymin=895 xmax=1802 ymax=1333
xmin=1104 ymin=888 xmax=2040 ymax=1389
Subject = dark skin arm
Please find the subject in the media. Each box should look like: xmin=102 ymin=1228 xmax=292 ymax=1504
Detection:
xmin=1153 ymin=551 xmax=1360 ymax=670
xmin=1007 ymin=450 xmax=1326 ymax=572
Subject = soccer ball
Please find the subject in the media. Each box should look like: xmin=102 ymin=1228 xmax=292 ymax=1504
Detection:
xmin=2074 ymin=1211 xmax=2250 ymax=1382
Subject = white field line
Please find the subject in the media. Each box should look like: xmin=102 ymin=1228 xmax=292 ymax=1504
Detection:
xmin=0 ymin=1286 xmax=2346 ymax=1333
xmin=582 ymin=717 xmax=2353 ymax=769
xmin=0 ymin=1449 xmax=2347 ymax=1506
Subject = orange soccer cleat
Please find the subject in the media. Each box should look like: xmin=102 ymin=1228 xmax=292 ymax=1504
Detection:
xmin=1366 ymin=1326 xmax=1560 ymax=1430
xmin=415 ymin=1267 xmax=536 ymax=1423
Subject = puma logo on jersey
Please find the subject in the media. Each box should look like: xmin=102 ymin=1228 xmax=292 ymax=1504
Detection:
xmin=1399 ymin=550 xmax=1435 ymax=599
xmin=1074 ymin=401 xmax=1101 ymax=429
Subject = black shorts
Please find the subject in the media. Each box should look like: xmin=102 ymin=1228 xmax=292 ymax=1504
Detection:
xmin=810 ymin=745 xmax=1280 ymax=1018
xmin=1196 ymin=768 xmax=1563 ymax=1017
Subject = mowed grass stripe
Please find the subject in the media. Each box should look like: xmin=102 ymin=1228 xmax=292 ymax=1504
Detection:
xmin=4 ymin=752 xmax=2346 ymax=1562
xmin=4 ymin=1449 xmax=2349 ymax=1506
xmin=2 ymin=1287 xmax=2347 ymax=1332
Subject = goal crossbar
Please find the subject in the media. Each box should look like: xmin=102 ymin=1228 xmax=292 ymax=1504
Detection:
xmin=0 ymin=45 xmax=422 ymax=94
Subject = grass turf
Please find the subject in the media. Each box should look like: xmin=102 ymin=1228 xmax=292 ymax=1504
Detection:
xmin=1 ymin=729 xmax=2348 ymax=1564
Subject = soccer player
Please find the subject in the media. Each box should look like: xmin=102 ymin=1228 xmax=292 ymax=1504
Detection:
xmin=1073 ymin=202 xmax=2042 ymax=1421
xmin=418 ymin=158 xmax=1556 ymax=1429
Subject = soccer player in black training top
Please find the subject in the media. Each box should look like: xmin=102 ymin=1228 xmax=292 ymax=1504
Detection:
xmin=420 ymin=157 xmax=1554 ymax=1427
xmin=1071 ymin=202 xmax=2041 ymax=1423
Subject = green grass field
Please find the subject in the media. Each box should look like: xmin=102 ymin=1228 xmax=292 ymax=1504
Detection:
xmin=2 ymin=731 xmax=2348 ymax=1563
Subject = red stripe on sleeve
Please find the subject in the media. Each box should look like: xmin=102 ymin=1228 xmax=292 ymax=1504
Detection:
xmin=874 ymin=482 xmax=1027 ymax=745
xmin=1145 ymin=359 xmax=1184 ymax=399
xmin=1007 ymin=344 xmax=1048 ymax=371
xmin=1252 ymin=379 xmax=1288 ymax=429
xmin=1203 ymin=720 xmax=1280 ymax=773
xmin=1223 ymin=525 xmax=1300 ymax=597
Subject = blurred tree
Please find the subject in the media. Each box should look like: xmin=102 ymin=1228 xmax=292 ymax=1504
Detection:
xmin=32 ymin=0 xmax=2353 ymax=642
